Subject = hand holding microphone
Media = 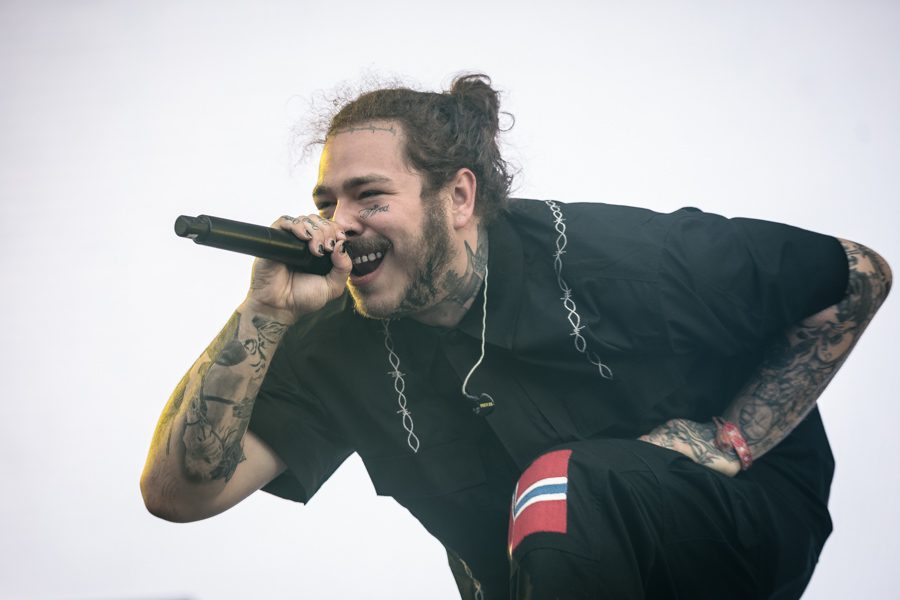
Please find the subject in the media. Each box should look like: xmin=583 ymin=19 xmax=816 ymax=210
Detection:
xmin=175 ymin=214 xmax=352 ymax=322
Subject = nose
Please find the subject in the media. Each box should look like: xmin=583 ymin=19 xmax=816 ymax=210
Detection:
xmin=331 ymin=199 xmax=362 ymax=238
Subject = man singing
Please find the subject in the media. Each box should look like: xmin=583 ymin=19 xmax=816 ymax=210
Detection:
xmin=141 ymin=74 xmax=891 ymax=599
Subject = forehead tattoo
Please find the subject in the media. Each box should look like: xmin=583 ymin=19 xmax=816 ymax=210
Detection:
xmin=332 ymin=124 xmax=397 ymax=136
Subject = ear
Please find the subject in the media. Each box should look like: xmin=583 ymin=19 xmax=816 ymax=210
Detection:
xmin=447 ymin=168 xmax=477 ymax=230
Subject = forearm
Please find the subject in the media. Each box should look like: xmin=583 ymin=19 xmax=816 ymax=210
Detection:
xmin=642 ymin=239 xmax=891 ymax=476
xmin=142 ymin=302 xmax=292 ymax=503
xmin=723 ymin=239 xmax=892 ymax=459
xmin=142 ymin=214 xmax=350 ymax=520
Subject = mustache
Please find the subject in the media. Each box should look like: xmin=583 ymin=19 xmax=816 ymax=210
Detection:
xmin=344 ymin=237 xmax=392 ymax=258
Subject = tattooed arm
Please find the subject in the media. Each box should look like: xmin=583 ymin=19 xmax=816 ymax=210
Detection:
xmin=641 ymin=239 xmax=892 ymax=476
xmin=141 ymin=213 xmax=351 ymax=522
xmin=140 ymin=304 xmax=294 ymax=522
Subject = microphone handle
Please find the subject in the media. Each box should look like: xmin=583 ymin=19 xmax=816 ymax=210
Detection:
xmin=174 ymin=214 xmax=333 ymax=275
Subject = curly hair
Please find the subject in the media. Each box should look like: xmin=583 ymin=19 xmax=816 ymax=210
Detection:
xmin=318 ymin=73 xmax=515 ymax=224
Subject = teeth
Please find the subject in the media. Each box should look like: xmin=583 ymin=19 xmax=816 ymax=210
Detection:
xmin=352 ymin=251 xmax=384 ymax=265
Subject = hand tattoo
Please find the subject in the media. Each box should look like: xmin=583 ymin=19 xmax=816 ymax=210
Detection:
xmin=641 ymin=418 xmax=740 ymax=476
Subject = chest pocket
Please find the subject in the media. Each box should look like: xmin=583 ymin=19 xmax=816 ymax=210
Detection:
xmin=361 ymin=437 xmax=486 ymax=500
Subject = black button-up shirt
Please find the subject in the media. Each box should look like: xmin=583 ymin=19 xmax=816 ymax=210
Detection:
xmin=249 ymin=198 xmax=848 ymax=597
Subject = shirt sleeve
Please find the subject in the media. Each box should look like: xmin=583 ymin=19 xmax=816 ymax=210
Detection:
xmin=659 ymin=208 xmax=849 ymax=355
xmin=248 ymin=329 xmax=353 ymax=504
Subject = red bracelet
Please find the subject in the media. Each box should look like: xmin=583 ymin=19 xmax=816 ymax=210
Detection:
xmin=713 ymin=417 xmax=753 ymax=471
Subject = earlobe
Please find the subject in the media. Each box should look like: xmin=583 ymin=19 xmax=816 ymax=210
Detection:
xmin=450 ymin=168 xmax=477 ymax=229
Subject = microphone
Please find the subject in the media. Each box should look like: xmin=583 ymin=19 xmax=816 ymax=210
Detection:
xmin=174 ymin=214 xmax=333 ymax=275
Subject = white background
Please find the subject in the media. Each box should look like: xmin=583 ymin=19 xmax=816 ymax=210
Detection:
xmin=1 ymin=1 xmax=898 ymax=599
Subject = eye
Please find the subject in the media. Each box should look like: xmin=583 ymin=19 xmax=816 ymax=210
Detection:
xmin=359 ymin=190 xmax=384 ymax=200
xmin=315 ymin=202 xmax=335 ymax=218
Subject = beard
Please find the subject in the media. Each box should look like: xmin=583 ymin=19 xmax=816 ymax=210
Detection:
xmin=349 ymin=198 xmax=456 ymax=320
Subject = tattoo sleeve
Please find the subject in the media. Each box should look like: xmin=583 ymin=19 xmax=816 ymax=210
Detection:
xmin=150 ymin=311 xmax=289 ymax=484
xmin=723 ymin=240 xmax=892 ymax=458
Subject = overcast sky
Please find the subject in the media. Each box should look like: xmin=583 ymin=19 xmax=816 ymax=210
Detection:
xmin=1 ymin=1 xmax=898 ymax=598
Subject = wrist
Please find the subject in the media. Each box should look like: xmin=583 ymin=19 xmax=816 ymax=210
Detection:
xmin=712 ymin=417 xmax=754 ymax=471
xmin=696 ymin=420 xmax=741 ymax=476
xmin=238 ymin=297 xmax=302 ymax=326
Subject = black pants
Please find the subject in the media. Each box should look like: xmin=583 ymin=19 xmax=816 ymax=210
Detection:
xmin=506 ymin=437 xmax=832 ymax=600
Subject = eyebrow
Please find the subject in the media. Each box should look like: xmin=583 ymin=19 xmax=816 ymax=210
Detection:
xmin=312 ymin=174 xmax=393 ymax=199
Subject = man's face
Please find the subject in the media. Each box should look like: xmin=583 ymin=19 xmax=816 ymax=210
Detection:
xmin=313 ymin=121 xmax=457 ymax=320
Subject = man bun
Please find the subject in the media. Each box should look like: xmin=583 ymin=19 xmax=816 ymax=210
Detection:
xmin=450 ymin=73 xmax=502 ymax=135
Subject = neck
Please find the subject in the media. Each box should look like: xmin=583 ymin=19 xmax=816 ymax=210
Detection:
xmin=411 ymin=223 xmax=488 ymax=328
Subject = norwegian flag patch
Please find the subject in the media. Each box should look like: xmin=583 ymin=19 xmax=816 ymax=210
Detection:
xmin=508 ymin=449 xmax=572 ymax=556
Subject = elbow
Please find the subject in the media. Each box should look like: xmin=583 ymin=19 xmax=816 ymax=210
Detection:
xmin=140 ymin=469 xmax=205 ymax=524
xmin=839 ymin=239 xmax=892 ymax=310
xmin=140 ymin=472 xmax=179 ymax=523
xmin=141 ymin=495 xmax=186 ymax=524
xmin=879 ymin=252 xmax=893 ymax=300
xmin=143 ymin=501 xmax=186 ymax=524
xmin=865 ymin=245 xmax=893 ymax=302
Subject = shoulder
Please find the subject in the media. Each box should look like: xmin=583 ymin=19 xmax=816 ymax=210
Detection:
xmin=505 ymin=197 xmax=671 ymax=227
xmin=502 ymin=198 xmax=699 ymax=280
xmin=504 ymin=198 xmax=698 ymax=242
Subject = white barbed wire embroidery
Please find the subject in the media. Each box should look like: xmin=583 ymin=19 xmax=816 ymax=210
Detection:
xmin=544 ymin=200 xmax=613 ymax=379
xmin=382 ymin=320 xmax=421 ymax=453
xmin=459 ymin=556 xmax=485 ymax=600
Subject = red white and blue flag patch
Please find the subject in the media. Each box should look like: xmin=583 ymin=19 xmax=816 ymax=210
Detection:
xmin=508 ymin=449 xmax=572 ymax=556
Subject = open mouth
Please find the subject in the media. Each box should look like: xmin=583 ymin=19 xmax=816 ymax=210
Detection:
xmin=347 ymin=240 xmax=390 ymax=278
xmin=351 ymin=250 xmax=385 ymax=277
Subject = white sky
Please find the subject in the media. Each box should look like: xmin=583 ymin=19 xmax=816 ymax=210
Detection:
xmin=1 ymin=1 xmax=898 ymax=598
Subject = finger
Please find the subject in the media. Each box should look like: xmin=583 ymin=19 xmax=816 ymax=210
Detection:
xmin=273 ymin=215 xmax=313 ymax=241
xmin=308 ymin=215 xmax=344 ymax=252
xmin=307 ymin=217 xmax=330 ymax=256
xmin=274 ymin=215 xmax=335 ymax=256
xmin=308 ymin=216 xmax=347 ymax=255
xmin=325 ymin=239 xmax=353 ymax=290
